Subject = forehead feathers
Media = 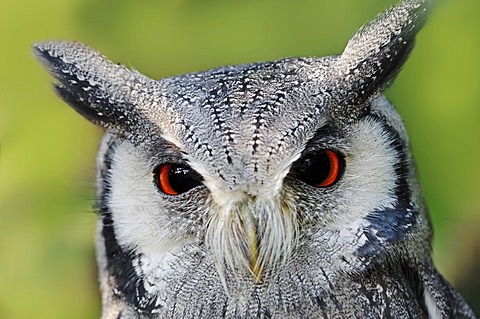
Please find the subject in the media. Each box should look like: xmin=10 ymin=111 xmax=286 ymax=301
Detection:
xmin=158 ymin=58 xmax=335 ymax=188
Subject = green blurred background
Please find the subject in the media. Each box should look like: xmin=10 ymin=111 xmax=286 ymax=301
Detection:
xmin=0 ymin=0 xmax=479 ymax=317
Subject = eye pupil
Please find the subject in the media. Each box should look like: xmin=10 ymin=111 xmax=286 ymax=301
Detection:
xmin=155 ymin=163 xmax=203 ymax=195
xmin=290 ymin=149 xmax=344 ymax=188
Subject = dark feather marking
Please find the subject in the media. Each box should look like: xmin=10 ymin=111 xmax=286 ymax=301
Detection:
xmin=99 ymin=140 xmax=159 ymax=314
xmin=356 ymin=114 xmax=417 ymax=261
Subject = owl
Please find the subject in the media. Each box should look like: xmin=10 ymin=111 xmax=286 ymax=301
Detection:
xmin=34 ymin=0 xmax=477 ymax=318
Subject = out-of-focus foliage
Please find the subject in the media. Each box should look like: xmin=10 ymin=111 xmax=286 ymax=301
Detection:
xmin=0 ymin=0 xmax=478 ymax=317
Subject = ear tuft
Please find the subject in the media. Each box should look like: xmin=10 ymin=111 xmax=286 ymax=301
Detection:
xmin=335 ymin=0 xmax=433 ymax=105
xmin=33 ymin=41 xmax=145 ymax=134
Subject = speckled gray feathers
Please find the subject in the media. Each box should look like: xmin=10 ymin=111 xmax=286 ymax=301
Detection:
xmin=34 ymin=0 xmax=477 ymax=318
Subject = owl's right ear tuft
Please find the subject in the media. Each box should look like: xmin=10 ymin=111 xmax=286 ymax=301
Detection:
xmin=334 ymin=0 xmax=433 ymax=106
xmin=33 ymin=41 xmax=147 ymax=135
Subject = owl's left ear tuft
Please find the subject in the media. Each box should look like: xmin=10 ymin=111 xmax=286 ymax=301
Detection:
xmin=334 ymin=0 xmax=433 ymax=105
xmin=33 ymin=41 xmax=153 ymax=137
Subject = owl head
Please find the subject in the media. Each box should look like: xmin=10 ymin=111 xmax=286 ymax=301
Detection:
xmin=35 ymin=0 xmax=433 ymax=301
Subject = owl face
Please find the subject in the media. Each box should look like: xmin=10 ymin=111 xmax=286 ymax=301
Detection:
xmin=36 ymin=0 xmax=476 ymax=317
xmin=98 ymin=55 xmax=423 ymax=286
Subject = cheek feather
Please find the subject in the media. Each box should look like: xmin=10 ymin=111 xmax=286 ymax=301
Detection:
xmin=107 ymin=142 xmax=195 ymax=255
xmin=341 ymin=117 xmax=401 ymax=217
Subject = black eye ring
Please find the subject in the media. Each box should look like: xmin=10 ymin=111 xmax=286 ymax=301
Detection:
xmin=153 ymin=163 xmax=203 ymax=195
xmin=289 ymin=149 xmax=345 ymax=188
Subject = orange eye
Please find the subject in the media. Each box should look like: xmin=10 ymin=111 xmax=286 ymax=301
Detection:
xmin=154 ymin=163 xmax=203 ymax=195
xmin=289 ymin=149 xmax=345 ymax=188
xmin=318 ymin=150 xmax=340 ymax=187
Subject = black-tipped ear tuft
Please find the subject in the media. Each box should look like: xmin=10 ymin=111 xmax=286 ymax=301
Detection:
xmin=33 ymin=41 xmax=146 ymax=135
xmin=334 ymin=0 xmax=433 ymax=106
